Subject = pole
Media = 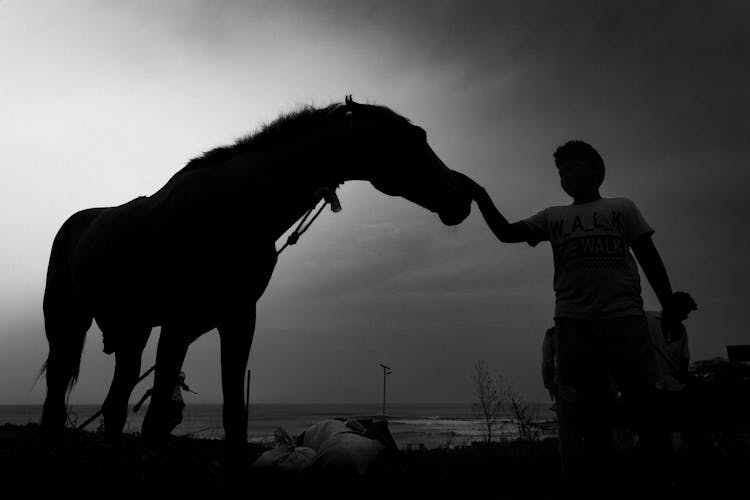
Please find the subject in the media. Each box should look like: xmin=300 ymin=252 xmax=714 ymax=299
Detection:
xmin=245 ymin=369 xmax=251 ymax=430
xmin=380 ymin=364 xmax=391 ymax=416
xmin=382 ymin=368 xmax=386 ymax=416
xmin=77 ymin=364 xmax=156 ymax=431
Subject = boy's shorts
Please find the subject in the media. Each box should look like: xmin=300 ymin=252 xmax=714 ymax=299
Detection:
xmin=555 ymin=316 xmax=660 ymax=397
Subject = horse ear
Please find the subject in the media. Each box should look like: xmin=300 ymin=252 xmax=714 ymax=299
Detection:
xmin=344 ymin=94 xmax=355 ymax=119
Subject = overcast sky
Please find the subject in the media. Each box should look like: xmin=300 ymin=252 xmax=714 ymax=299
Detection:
xmin=1 ymin=0 xmax=749 ymax=406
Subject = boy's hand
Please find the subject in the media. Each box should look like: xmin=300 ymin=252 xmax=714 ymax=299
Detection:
xmin=453 ymin=173 xmax=531 ymax=243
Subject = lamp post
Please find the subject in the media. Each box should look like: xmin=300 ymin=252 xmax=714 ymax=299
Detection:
xmin=380 ymin=364 xmax=392 ymax=416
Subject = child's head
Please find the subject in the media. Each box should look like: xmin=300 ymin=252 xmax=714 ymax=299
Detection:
xmin=553 ymin=140 xmax=605 ymax=200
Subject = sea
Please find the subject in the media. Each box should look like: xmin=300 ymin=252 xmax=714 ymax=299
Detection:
xmin=0 ymin=402 xmax=557 ymax=450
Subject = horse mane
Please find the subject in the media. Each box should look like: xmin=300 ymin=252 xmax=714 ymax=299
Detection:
xmin=169 ymin=101 xmax=410 ymax=180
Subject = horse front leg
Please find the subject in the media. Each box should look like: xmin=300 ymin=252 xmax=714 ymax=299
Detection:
xmin=218 ymin=307 xmax=256 ymax=464
xmin=142 ymin=326 xmax=190 ymax=444
xmin=102 ymin=326 xmax=150 ymax=439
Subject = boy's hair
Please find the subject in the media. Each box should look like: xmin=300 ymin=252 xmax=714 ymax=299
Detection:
xmin=553 ymin=140 xmax=605 ymax=187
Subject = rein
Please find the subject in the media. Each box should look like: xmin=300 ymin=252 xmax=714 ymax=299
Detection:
xmin=276 ymin=199 xmax=331 ymax=256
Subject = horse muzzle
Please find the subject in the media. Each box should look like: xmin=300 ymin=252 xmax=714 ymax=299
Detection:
xmin=438 ymin=203 xmax=471 ymax=226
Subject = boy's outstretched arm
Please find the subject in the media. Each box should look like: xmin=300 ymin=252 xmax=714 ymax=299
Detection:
xmin=457 ymin=173 xmax=530 ymax=243
xmin=631 ymin=234 xmax=674 ymax=309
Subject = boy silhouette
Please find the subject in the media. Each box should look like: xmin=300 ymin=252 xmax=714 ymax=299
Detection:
xmin=461 ymin=140 xmax=675 ymax=496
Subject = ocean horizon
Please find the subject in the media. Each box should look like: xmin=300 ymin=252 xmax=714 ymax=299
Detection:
xmin=1 ymin=402 xmax=556 ymax=449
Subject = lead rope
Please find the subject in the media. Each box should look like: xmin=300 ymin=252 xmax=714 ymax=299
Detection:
xmin=276 ymin=199 xmax=330 ymax=256
xmin=77 ymin=365 xmax=156 ymax=430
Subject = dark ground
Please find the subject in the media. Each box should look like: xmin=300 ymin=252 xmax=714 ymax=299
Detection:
xmin=1 ymin=423 xmax=748 ymax=500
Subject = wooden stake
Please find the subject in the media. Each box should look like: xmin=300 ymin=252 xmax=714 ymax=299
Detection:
xmin=245 ymin=369 xmax=251 ymax=430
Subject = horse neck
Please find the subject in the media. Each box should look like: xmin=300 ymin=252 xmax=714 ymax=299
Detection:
xmin=244 ymin=144 xmax=361 ymax=243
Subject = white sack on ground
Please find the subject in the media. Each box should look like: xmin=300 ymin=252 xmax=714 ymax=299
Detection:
xmin=314 ymin=431 xmax=385 ymax=476
xmin=252 ymin=446 xmax=317 ymax=471
xmin=300 ymin=419 xmax=350 ymax=451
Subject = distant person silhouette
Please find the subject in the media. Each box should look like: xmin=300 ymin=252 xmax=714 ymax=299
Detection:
xmin=134 ymin=371 xmax=194 ymax=434
xmin=646 ymin=291 xmax=697 ymax=449
xmin=542 ymin=327 xmax=557 ymax=402
xmin=460 ymin=140 xmax=677 ymax=497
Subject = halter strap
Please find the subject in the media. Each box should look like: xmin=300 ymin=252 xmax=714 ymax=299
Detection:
xmin=276 ymin=199 xmax=330 ymax=256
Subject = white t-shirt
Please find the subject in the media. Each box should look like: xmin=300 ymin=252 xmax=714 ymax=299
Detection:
xmin=524 ymin=197 xmax=653 ymax=319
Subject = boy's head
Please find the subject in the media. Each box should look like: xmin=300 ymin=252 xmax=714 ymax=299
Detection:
xmin=553 ymin=140 xmax=605 ymax=200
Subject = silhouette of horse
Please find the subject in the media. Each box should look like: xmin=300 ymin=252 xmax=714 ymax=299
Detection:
xmin=40 ymin=96 xmax=472 ymax=456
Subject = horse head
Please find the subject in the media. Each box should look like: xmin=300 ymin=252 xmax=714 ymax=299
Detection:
xmin=336 ymin=96 xmax=472 ymax=226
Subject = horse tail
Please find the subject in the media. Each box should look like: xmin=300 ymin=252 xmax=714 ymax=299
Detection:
xmin=40 ymin=209 xmax=98 ymax=429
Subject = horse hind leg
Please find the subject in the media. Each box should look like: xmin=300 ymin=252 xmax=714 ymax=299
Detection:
xmin=41 ymin=306 xmax=93 ymax=432
xmin=41 ymin=208 xmax=99 ymax=432
xmin=102 ymin=325 xmax=151 ymax=438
